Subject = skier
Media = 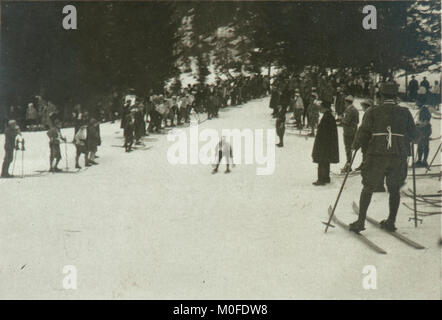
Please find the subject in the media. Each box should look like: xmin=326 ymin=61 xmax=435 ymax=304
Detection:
xmin=414 ymin=103 xmax=432 ymax=168
xmin=311 ymin=103 xmax=339 ymax=185
xmin=275 ymin=104 xmax=286 ymax=147
xmin=1 ymin=120 xmax=22 ymax=178
xmin=47 ymin=119 xmax=66 ymax=172
xmin=341 ymin=95 xmax=359 ymax=173
xmin=349 ymin=81 xmax=419 ymax=232
xmin=212 ymin=136 xmax=234 ymax=174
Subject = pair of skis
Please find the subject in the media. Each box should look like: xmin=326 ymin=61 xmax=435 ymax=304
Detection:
xmin=35 ymin=166 xmax=90 ymax=174
xmin=328 ymin=202 xmax=425 ymax=254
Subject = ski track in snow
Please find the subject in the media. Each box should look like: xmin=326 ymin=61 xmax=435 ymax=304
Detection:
xmin=0 ymin=97 xmax=440 ymax=299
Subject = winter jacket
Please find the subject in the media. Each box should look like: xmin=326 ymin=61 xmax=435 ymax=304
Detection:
xmin=4 ymin=126 xmax=19 ymax=152
xmin=291 ymin=95 xmax=304 ymax=111
xmin=312 ymin=110 xmax=339 ymax=164
xmin=352 ymin=100 xmax=418 ymax=157
xmin=342 ymin=104 xmax=359 ymax=136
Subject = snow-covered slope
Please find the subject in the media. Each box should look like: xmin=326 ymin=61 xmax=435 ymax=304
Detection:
xmin=0 ymin=97 xmax=440 ymax=299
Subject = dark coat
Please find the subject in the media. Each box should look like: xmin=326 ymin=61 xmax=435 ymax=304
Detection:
xmin=352 ymin=100 xmax=418 ymax=157
xmin=87 ymin=123 xmax=101 ymax=152
xmin=342 ymin=104 xmax=359 ymax=137
xmin=312 ymin=110 xmax=339 ymax=164
xmin=269 ymin=90 xmax=280 ymax=110
xmin=4 ymin=126 xmax=19 ymax=152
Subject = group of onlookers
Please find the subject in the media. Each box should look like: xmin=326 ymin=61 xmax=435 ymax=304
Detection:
xmin=408 ymin=75 xmax=440 ymax=108
xmin=119 ymin=74 xmax=271 ymax=152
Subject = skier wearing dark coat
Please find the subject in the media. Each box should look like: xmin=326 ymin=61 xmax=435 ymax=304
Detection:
xmin=1 ymin=120 xmax=21 ymax=178
xmin=312 ymin=103 xmax=339 ymax=185
xmin=349 ymin=82 xmax=419 ymax=233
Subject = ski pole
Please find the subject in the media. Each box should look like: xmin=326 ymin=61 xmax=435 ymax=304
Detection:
xmin=21 ymin=147 xmax=24 ymax=178
xmin=64 ymin=141 xmax=69 ymax=170
xmin=324 ymin=149 xmax=358 ymax=233
xmin=425 ymin=142 xmax=441 ymax=174
xmin=409 ymin=142 xmax=422 ymax=227
xmin=11 ymin=140 xmax=19 ymax=176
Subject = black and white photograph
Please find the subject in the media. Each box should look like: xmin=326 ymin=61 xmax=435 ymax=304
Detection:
xmin=0 ymin=0 xmax=441 ymax=302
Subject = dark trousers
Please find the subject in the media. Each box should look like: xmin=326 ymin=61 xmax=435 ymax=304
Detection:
xmin=214 ymin=151 xmax=230 ymax=171
xmin=1 ymin=149 xmax=14 ymax=176
xmin=344 ymin=134 xmax=355 ymax=164
xmin=417 ymin=137 xmax=430 ymax=163
xmin=317 ymin=162 xmax=330 ymax=182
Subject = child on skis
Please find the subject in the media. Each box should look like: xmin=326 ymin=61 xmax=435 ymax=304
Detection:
xmin=47 ymin=119 xmax=66 ymax=172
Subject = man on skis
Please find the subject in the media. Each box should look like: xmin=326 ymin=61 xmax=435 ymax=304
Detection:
xmin=349 ymin=81 xmax=419 ymax=233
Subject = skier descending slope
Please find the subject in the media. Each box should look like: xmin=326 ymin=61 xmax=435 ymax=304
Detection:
xmin=212 ymin=136 xmax=234 ymax=174
xmin=349 ymin=81 xmax=420 ymax=233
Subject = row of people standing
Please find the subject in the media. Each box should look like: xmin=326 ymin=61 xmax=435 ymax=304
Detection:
xmin=408 ymin=75 xmax=440 ymax=108
xmin=119 ymin=75 xmax=271 ymax=152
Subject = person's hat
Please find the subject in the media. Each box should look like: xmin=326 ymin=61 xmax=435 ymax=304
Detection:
xmin=8 ymin=120 xmax=16 ymax=126
xmin=345 ymin=95 xmax=354 ymax=102
xmin=295 ymin=88 xmax=300 ymax=93
xmin=361 ymin=99 xmax=373 ymax=108
xmin=321 ymin=102 xmax=331 ymax=109
xmin=380 ymin=81 xmax=399 ymax=95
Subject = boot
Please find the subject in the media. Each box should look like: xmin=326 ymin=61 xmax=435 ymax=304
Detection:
xmin=414 ymin=160 xmax=423 ymax=168
xmin=379 ymin=219 xmax=397 ymax=232
xmin=349 ymin=220 xmax=366 ymax=233
xmin=312 ymin=180 xmax=326 ymax=186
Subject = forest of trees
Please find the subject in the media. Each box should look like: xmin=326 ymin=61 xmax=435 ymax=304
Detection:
xmin=0 ymin=1 xmax=440 ymax=116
